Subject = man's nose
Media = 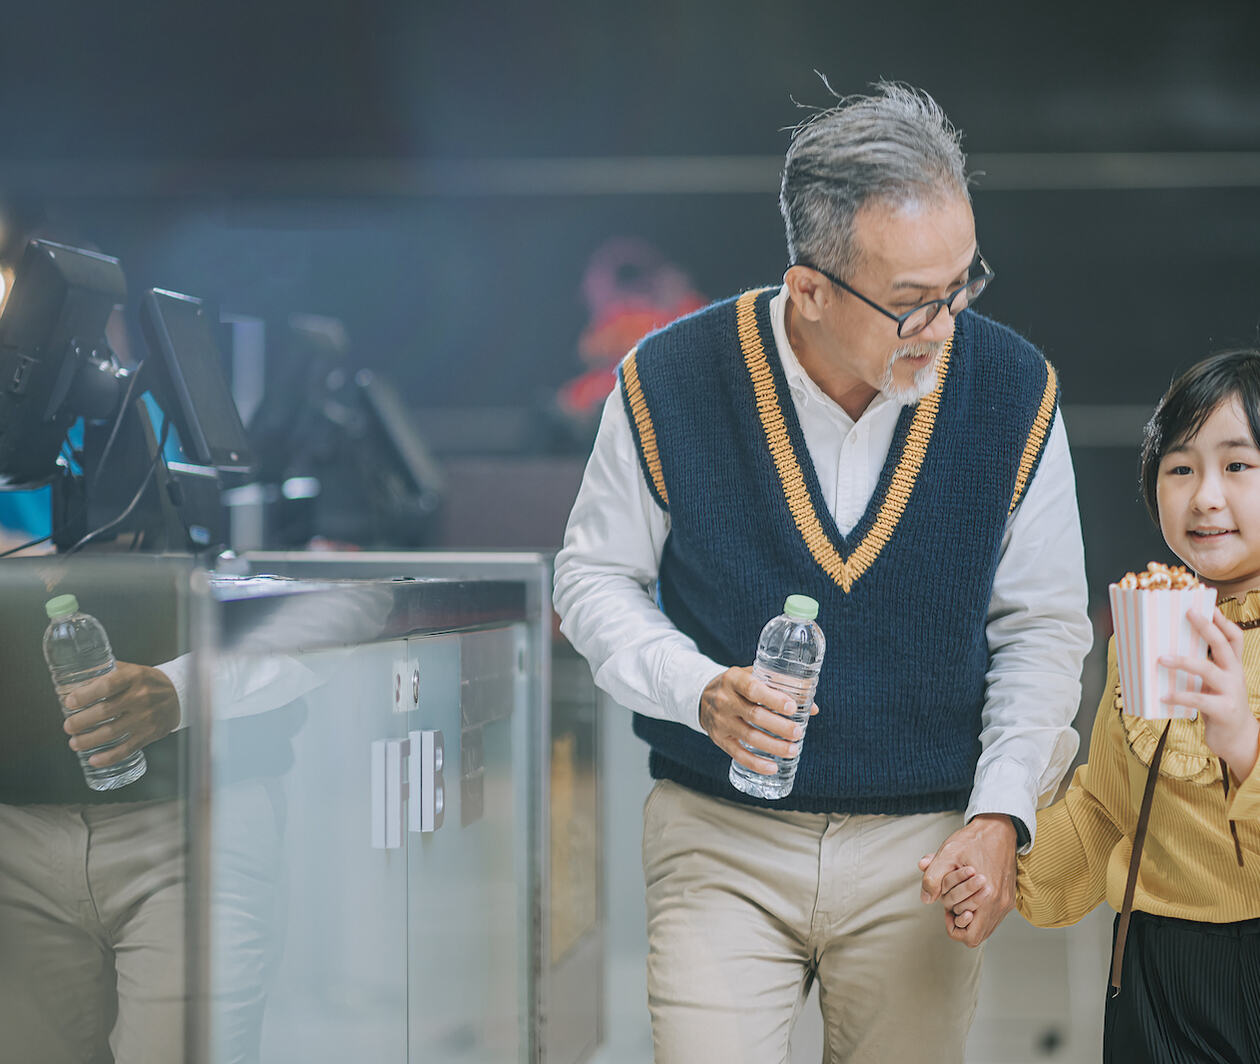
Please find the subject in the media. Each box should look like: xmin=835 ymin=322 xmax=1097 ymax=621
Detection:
xmin=919 ymin=304 xmax=956 ymax=344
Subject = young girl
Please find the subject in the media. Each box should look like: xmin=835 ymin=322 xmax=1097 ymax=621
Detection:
xmin=942 ymin=349 xmax=1260 ymax=1062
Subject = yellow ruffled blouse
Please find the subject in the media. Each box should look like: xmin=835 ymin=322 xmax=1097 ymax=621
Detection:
xmin=1016 ymin=590 xmax=1260 ymax=927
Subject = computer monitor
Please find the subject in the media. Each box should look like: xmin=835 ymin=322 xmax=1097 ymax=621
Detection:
xmin=356 ymin=370 xmax=445 ymax=520
xmin=244 ymin=312 xmax=348 ymax=485
xmin=0 ymin=240 xmax=126 ymax=487
xmin=139 ymin=288 xmax=256 ymax=478
xmin=239 ymin=314 xmax=443 ymax=548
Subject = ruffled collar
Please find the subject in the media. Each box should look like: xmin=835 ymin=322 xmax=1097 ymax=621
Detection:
xmin=1119 ymin=710 xmax=1222 ymax=783
xmin=1218 ymin=587 xmax=1260 ymax=627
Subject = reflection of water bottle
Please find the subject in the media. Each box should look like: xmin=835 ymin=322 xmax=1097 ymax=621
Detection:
xmin=729 ymin=595 xmax=825 ymax=800
xmin=42 ymin=595 xmax=147 ymax=791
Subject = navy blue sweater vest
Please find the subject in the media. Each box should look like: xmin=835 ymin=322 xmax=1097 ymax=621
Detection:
xmin=618 ymin=287 xmax=1059 ymax=814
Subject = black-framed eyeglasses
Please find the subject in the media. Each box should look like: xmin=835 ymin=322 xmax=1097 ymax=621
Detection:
xmin=796 ymin=252 xmax=995 ymax=339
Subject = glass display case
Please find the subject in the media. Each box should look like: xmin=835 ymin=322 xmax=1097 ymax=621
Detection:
xmin=189 ymin=552 xmax=600 ymax=1064
xmin=0 ymin=551 xmax=600 ymax=1064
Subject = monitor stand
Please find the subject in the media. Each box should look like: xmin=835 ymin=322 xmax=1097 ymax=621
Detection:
xmin=51 ymin=399 xmax=225 ymax=554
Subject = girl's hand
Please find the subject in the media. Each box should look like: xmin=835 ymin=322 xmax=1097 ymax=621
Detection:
xmin=917 ymin=856 xmax=986 ymax=926
xmin=1161 ymin=609 xmax=1260 ymax=779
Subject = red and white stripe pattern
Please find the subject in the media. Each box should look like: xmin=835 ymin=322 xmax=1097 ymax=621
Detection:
xmin=1109 ymin=584 xmax=1217 ymax=720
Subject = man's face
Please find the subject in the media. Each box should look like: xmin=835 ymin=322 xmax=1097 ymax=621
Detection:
xmin=818 ymin=194 xmax=977 ymax=406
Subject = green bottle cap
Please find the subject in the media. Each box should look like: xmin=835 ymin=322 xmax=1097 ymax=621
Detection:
xmin=783 ymin=594 xmax=818 ymax=621
xmin=45 ymin=594 xmax=79 ymax=619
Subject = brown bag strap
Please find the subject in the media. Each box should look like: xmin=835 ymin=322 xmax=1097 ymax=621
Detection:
xmin=1219 ymin=758 xmax=1245 ymax=868
xmin=1110 ymin=720 xmax=1170 ymax=996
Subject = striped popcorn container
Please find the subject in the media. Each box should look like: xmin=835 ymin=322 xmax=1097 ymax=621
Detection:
xmin=1108 ymin=583 xmax=1217 ymax=720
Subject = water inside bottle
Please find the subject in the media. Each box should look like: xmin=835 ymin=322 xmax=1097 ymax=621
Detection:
xmin=729 ymin=667 xmax=818 ymax=799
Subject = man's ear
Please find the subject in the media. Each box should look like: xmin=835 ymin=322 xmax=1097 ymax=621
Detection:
xmin=783 ymin=265 xmax=829 ymax=323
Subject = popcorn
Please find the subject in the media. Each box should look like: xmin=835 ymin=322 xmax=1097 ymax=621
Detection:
xmin=1116 ymin=562 xmax=1201 ymax=591
xmin=1109 ymin=563 xmax=1215 ymax=720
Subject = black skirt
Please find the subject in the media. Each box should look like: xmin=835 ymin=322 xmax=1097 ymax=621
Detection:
xmin=1105 ymin=911 xmax=1260 ymax=1064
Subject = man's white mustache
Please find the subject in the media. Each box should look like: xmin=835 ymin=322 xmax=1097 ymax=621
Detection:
xmin=893 ymin=342 xmax=944 ymax=362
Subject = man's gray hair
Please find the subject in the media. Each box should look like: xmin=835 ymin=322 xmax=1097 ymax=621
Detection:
xmin=780 ymin=81 xmax=970 ymax=280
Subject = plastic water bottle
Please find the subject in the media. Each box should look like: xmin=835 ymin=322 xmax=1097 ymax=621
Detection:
xmin=42 ymin=594 xmax=147 ymax=791
xmin=729 ymin=594 xmax=825 ymax=800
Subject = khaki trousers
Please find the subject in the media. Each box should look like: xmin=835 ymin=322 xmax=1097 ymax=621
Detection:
xmin=0 ymin=781 xmax=282 ymax=1064
xmin=0 ymin=799 xmax=186 ymax=1064
xmin=643 ymin=780 xmax=983 ymax=1064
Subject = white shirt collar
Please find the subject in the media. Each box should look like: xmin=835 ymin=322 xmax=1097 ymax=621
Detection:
xmin=769 ymin=285 xmax=898 ymax=428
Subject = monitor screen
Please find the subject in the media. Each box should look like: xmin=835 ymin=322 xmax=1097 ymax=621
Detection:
xmin=0 ymin=240 xmax=126 ymax=487
xmin=139 ymin=288 xmax=256 ymax=476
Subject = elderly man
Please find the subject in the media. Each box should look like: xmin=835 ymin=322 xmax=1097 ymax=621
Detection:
xmin=554 ymin=82 xmax=1091 ymax=1063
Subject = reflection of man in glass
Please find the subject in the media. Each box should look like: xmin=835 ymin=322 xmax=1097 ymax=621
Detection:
xmin=0 ymin=642 xmax=189 ymax=1062
xmin=0 ymin=200 xmax=303 ymax=1062
xmin=0 ymin=620 xmax=305 ymax=1064
xmin=60 ymin=663 xmax=182 ymax=762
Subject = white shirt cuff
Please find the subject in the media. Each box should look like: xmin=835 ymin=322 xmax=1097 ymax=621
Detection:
xmin=661 ymin=645 xmax=726 ymax=734
xmin=966 ymin=759 xmax=1040 ymax=854
xmin=155 ymin=654 xmax=192 ymax=732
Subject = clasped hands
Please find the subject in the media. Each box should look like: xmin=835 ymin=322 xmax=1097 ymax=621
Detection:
xmin=918 ymin=813 xmax=1017 ymax=946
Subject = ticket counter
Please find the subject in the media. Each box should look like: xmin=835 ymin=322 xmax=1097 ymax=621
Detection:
xmin=0 ymin=552 xmax=600 ymax=1064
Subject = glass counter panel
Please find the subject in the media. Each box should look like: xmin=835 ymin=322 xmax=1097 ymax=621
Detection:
xmin=204 ymin=639 xmax=413 ymax=1063
xmin=189 ymin=559 xmax=549 ymax=1064
xmin=233 ymin=552 xmax=605 ymax=1064
xmin=0 ymin=555 xmax=194 ymax=1064
xmin=407 ymin=625 xmax=527 ymax=1063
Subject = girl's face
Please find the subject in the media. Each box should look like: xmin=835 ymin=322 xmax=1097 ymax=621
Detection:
xmin=1157 ymin=395 xmax=1260 ymax=602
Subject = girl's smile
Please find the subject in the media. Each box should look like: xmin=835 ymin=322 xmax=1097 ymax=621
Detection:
xmin=1157 ymin=395 xmax=1260 ymax=602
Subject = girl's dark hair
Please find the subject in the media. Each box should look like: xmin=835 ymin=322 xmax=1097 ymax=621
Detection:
xmin=1140 ymin=349 xmax=1260 ymax=524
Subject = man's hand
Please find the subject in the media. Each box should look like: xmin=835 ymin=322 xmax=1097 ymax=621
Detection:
xmin=918 ymin=813 xmax=1017 ymax=947
xmin=699 ymin=666 xmax=817 ymax=775
xmin=62 ymin=662 xmax=180 ymax=768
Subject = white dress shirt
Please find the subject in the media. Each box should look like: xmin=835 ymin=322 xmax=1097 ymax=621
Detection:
xmin=553 ymin=286 xmax=1093 ymax=846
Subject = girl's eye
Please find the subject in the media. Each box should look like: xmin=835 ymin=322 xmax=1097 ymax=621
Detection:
xmin=1163 ymin=465 xmax=1193 ymax=476
xmin=1226 ymin=461 xmax=1251 ymax=473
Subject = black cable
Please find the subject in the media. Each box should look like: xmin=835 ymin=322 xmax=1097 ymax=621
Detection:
xmin=0 ymin=532 xmax=52 ymax=558
xmin=88 ymin=361 xmax=145 ymax=493
xmin=64 ymin=418 xmax=172 ymax=556
xmin=0 ymin=357 xmax=143 ymax=557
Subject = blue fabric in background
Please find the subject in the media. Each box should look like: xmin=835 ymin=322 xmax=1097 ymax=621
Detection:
xmin=0 ymin=487 xmax=52 ymax=538
xmin=0 ymin=397 xmax=183 ymax=540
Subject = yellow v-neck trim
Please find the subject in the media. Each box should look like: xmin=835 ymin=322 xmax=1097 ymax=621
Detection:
xmin=1009 ymin=362 xmax=1058 ymax=513
xmin=736 ymin=287 xmax=950 ymax=593
xmin=621 ymin=345 xmax=669 ymax=508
